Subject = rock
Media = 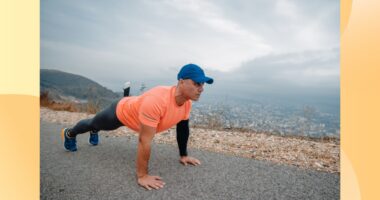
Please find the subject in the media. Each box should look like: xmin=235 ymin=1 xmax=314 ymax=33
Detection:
xmin=314 ymin=162 xmax=323 ymax=168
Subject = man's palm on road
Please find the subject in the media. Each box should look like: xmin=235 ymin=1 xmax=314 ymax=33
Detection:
xmin=180 ymin=156 xmax=201 ymax=166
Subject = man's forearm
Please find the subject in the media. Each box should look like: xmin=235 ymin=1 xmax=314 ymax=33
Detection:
xmin=136 ymin=124 xmax=156 ymax=178
xmin=136 ymin=141 xmax=151 ymax=178
xmin=176 ymin=120 xmax=189 ymax=157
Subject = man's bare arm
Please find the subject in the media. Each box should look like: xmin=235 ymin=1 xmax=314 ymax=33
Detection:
xmin=136 ymin=124 xmax=165 ymax=190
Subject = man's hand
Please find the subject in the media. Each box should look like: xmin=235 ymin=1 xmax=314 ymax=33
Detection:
xmin=137 ymin=175 xmax=165 ymax=190
xmin=179 ymin=156 xmax=201 ymax=166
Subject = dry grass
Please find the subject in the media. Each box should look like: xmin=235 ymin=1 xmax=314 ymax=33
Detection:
xmin=40 ymin=91 xmax=99 ymax=114
xmin=154 ymin=128 xmax=340 ymax=173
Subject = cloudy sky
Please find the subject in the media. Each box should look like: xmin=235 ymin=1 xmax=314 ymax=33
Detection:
xmin=41 ymin=0 xmax=339 ymax=101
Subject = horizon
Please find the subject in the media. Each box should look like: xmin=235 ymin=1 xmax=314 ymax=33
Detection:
xmin=40 ymin=67 xmax=339 ymax=115
xmin=41 ymin=67 xmax=340 ymax=137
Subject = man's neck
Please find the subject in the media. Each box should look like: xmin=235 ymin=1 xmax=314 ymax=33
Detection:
xmin=175 ymin=86 xmax=187 ymax=106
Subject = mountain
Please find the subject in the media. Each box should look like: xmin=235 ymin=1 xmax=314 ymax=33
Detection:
xmin=40 ymin=69 xmax=121 ymax=108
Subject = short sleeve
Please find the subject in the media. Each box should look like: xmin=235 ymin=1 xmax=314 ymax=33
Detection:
xmin=184 ymin=100 xmax=192 ymax=120
xmin=138 ymin=95 xmax=164 ymax=128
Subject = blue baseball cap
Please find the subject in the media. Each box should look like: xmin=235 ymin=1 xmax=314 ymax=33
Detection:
xmin=177 ymin=64 xmax=214 ymax=84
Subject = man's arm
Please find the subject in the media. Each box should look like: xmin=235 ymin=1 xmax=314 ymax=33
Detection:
xmin=136 ymin=124 xmax=165 ymax=190
xmin=176 ymin=120 xmax=201 ymax=166
xmin=176 ymin=120 xmax=189 ymax=157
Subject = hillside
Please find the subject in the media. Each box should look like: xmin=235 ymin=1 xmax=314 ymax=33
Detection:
xmin=40 ymin=69 xmax=121 ymax=108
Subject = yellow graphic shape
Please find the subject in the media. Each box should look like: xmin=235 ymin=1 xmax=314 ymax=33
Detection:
xmin=0 ymin=95 xmax=39 ymax=199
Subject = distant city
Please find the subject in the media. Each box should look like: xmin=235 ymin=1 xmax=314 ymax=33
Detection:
xmin=189 ymin=96 xmax=340 ymax=138
xmin=126 ymin=84 xmax=340 ymax=138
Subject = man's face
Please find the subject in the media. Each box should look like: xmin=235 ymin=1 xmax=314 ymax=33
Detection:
xmin=181 ymin=79 xmax=205 ymax=101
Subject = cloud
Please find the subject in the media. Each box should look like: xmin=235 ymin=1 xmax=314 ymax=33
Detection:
xmin=275 ymin=0 xmax=299 ymax=19
xmin=207 ymin=48 xmax=339 ymax=97
xmin=41 ymin=0 xmax=339 ymax=98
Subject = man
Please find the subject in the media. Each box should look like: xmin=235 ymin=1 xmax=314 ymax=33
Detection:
xmin=61 ymin=63 xmax=213 ymax=190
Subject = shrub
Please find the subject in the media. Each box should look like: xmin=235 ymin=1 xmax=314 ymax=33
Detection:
xmin=40 ymin=91 xmax=100 ymax=114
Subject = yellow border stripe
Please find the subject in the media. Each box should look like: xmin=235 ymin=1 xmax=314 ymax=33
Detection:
xmin=342 ymin=0 xmax=380 ymax=199
xmin=0 ymin=0 xmax=39 ymax=97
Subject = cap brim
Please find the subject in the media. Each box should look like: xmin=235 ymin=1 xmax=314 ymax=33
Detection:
xmin=192 ymin=76 xmax=214 ymax=84
xmin=205 ymin=77 xmax=213 ymax=84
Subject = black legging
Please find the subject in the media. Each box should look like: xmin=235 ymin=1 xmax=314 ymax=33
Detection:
xmin=70 ymin=100 xmax=123 ymax=136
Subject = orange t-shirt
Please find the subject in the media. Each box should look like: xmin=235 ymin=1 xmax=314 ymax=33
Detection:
xmin=116 ymin=86 xmax=192 ymax=133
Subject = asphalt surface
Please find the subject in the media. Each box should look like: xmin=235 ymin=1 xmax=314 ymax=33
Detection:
xmin=41 ymin=121 xmax=339 ymax=200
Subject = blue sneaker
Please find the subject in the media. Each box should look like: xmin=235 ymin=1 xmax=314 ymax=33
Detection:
xmin=61 ymin=128 xmax=77 ymax=152
xmin=89 ymin=131 xmax=99 ymax=145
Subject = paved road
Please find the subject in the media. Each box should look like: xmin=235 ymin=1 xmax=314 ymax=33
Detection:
xmin=41 ymin=121 xmax=339 ymax=200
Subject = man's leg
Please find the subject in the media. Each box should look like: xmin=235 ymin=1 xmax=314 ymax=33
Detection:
xmin=70 ymin=100 xmax=123 ymax=135
xmin=62 ymin=100 xmax=123 ymax=151
xmin=123 ymin=81 xmax=130 ymax=97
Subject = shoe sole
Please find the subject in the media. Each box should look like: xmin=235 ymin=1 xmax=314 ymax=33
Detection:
xmin=61 ymin=128 xmax=65 ymax=141
xmin=88 ymin=141 xmax=99 ymax=146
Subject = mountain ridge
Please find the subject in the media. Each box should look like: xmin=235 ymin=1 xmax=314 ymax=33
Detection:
xmin=40 ymin=69 xmax=121 ymax=108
